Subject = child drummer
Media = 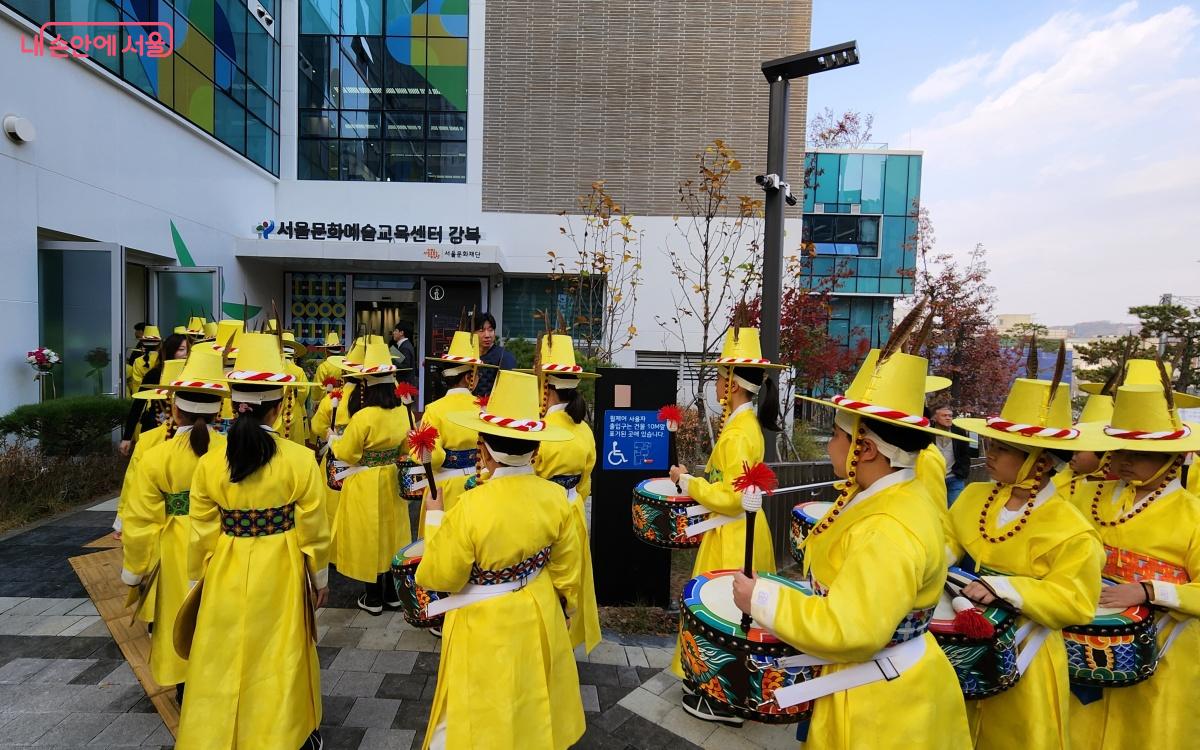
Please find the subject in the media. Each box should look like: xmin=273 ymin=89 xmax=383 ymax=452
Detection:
xmin=666 ymin=325 xmax=783 ymax=724
xmin=944 ymin=346 xmax=1105 ymax=748
xmin=731 ymin=309 xmax=972 ymax=748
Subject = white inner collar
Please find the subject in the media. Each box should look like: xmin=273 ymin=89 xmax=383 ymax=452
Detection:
xmin=447 ymin=387 xmax=472 ymax=395
xmin=726 ymin=401 xmax=753 ymax=426
xmin=546 ymin=403 xmax=568 ymax=415
xmin=996 ymin=479 xmax=1058 ymax=529
xmin=491 ymin=465 xmax=535 ymax=479
xmin=843 ymin=468 xmax=915 ymax=514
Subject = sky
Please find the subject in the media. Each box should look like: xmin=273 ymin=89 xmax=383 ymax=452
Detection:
xmin=807 ymin=1 xmax=1200 ymax=325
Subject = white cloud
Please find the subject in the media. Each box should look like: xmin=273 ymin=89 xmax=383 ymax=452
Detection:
xmin=909 ymin=53 xmax=991 ymax=103
xmin=901 ymin=4 xmax=1200 ymax=323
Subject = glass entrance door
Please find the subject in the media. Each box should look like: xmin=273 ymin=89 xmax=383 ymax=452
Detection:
xmin=421 ymin=277 xmax=484 ymax=405
xmin=37 ymin=241 xmax=123 ymax=398
xmin=150 ymin=266 xmax=221 ymax=334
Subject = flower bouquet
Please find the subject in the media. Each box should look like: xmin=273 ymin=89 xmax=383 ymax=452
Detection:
xmin=26 ymin=347 xmax=61 ymax=373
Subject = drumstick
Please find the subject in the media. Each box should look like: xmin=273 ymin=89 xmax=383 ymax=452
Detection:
xmin=732 ymin=462 xmax=778 ymax=633
xmin=740 ymin=512 xmax=756 ymax=632
xmin=657 ymin=406 xmax=685 ymax=493
xmin=408 ymin=424 xmax=441 ymax=504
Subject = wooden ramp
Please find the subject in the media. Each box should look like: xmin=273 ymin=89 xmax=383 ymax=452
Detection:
xmin=69 ymin=548 xmax=180 ymax=736
xmin=83 ymin=533 xmax=121 ymax=549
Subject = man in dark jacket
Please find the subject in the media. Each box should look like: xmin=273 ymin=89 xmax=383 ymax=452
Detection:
xmin=390 ymin=322 xmax=419 ymax=389
xmin=933 ymin=405 xmax=974 ymax=504
xmin=472 ymin=312 xmax=515 ymax=397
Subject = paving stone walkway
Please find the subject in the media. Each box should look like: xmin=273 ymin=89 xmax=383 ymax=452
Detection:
xmin=0 ymin=501 xmax=798 ymax=749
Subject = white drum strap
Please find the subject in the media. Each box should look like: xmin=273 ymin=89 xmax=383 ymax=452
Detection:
xmin=565 ymin=487 xmax=579 ymax=501
xmin=426 ymin=566 xmax=542 ymax=617
xmin=1014 ymin=621 xmax=1051 ymax=675
xmin=772 ymin=636 xmax=927 ymax=709
xmin=687 ymin=511 xmax=743 ymax=536
xmin=434 ymin=467 xmax=473 ymax=484
xmin=1156 ymin=614 xmax=1192 ymax=662
xmin=334 ymin=463 xmax=370 ymax=481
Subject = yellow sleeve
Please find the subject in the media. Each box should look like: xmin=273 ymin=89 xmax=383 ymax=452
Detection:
xmin=291 ymin=447 xmax=331 ymax=588
xmin=548 ymin=498 xmax=583 ymax=615
xmin=686 ymin=432 xmax=752 ymax=516
xmin=981 ymin=531 xmax=1104 ymax=629
xmin=751 ymin=515 xmax=927 ymax=662
xmin=414 ymin=499 xmax=474 ymax=593
xmin=421 ymin=409 xmax=448 ymax=470
xmin=1148 ymin=521 xmax=1200 ymax=617
xmin=187 ymin=454 xmax=222 ymax=582
xmin=578 ymin=432 xmax=596 ymax=501
xmin=334 ymin=412 xmax=368 ymax=465
xmin=120 ymin=455 xmax=166 ymax=582
xmin=310 ymin=395 xmax=332 ymax=437
xmin=918 ymin=447 xmax=948 ymax=510
xmin=943 ymin=502 xmax=966 ymax=568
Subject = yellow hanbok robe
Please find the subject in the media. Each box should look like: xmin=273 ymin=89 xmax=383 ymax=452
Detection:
xmin=945 ymin=481 xmax=1103 ymax=749
xmin=121 ymin=428 xmax=226 ymax=686
xmin=415 ymin=466 xmax=585 ymax=750
xmin=917 ymin=443 xmax=949 ymax=517
xmin=273 ymin=358 xmax=310 ymax=445
xmin=535 ymin=403 xmax=600 ymax=652
xmin=127 ymin=352 xmax=158 ymax=397
xmin=311 ymin=355 xmax=345 ymax=403
xmin=671 ymin=402 xmax=775 ymax=677
xmin=312 ymin=383 xmax=355 ymax=535
xmin=1186 ymin=460 xmax=1199 ymax=495
xmin=116 ymin=423 xmax=169 ymax=532
xmin=330 ymin=404 xmax=412 ymax=582
xmin=748 ymin=469 xmax=971 ymax=748
xmin=416 ymin=388 xmax=479 ymax=538
xmin=1068 ymin=478 xmax=1200 ymax=749
xmin=178 ymin=434 xmax=329 ymax=750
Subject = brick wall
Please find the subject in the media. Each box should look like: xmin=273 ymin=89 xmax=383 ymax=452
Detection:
xmin=482 ymin=0 xmax=813 ymax=216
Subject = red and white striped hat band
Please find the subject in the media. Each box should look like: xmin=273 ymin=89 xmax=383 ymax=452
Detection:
xmin=830 ymin=395 xmax=930 ymax=427
xmin=985 ymin=417 xmax=1080 ymax=440
xmin=717 ymin=357 xmax=774 ymax=365
xmin=1103 ymin=424 xmax=1192 ymax=441
xmin=227 ymin=370 xmax=296 ymax=383
xmin=436 ymin=354 xmax=484 ymax=366
xmin=170 ymin=380 xmax=229 ymax=392
xmin=354 ymin=364 xmax=397 ymax=374
xmin=541 ymin=363 xmax=583 ymax=372
xmin=479 ymin=411 xmax=546 ymax=432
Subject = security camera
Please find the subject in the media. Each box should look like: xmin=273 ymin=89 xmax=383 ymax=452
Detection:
xmin=755 ymin=174 xmax=781 ymax=190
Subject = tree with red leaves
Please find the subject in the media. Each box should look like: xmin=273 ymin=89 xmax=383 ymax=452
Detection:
xmin=907 ymin=210 xmax=1018 ymax=415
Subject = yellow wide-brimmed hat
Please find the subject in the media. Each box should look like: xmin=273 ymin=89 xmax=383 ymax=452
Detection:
xmin=132 ymin=359 xmax=186 ymax=401
xmin=955 ymin=378 xmax=1111 ymax=451
xmin=448 ymin=371 xmax=571 ymax=442
xmin=798 ymin=349 xmax=965 ymax=441
xmin=172 ymin=326 xmax=187 ymax=335
xmin=1077 ymin=393 xmax=1114 ymax=426
xmin=202 ymin=321 xmax=218 ymax=340
xmin=141 ymin=325 xmax=162 ymax=342
xmin=224 ymin=333 xmax=314 ymax=387
xmin=341 ymin=337 xmax=367 ymax=369
xmin=214 ymin=320 xmax=243 ymax=356
xmin=517 ymin=333 xmax=596 ymax=379
xmin=341 ymin=335 xmax=404 ymax=377
xmin=324 ymin=331 xmax=343 ymax=350
xmin=926 ymin=376 xmax=952 ymax=393
xmin=161 ymin=347 xmax=229 ymax=396
xmin=427 ymin=330 xmax=498 ymax=370
xmin=281 ymin=331 xmax=308 ymax=359
xmin=1097 ymin=384 xmax=1200 ymax=453
xmin=185 ymin=317 xmax=207 ymax=336
xmin=701 ymin=327 xmax=787 ymax=370
xmin=1081 ymin=359 xmax=1200 ymax=408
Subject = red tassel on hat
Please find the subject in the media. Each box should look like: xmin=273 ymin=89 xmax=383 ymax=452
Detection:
xmin=407 ymin=424 xmax=439 ymax=463
xmin=657 ymin=404 xmax=685 ymax=432
xmin=951 ymin=597 xmax=995 ymax=639
xmin=732 ymin=462 xmax=778 ymax=494
xmin=475 ymin=395 xmax=490 ymax=410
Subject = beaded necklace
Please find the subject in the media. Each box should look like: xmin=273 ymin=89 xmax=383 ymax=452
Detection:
xmin=809 ymin=424 xmax=866 ymax=538
xmin=1090 ymin=458 xmax=1181 ymax=528
xmin=977 ymin=466 xmax=1045 ymax=544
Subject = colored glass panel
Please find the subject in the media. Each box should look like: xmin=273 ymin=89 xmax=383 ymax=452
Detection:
xmin=342 ymin=0 xmax=382 ymax=34
xmin=839 ymin=153 xmax=862 ymax=204
xmin=175 ymin=0 xmax=215 ymax=40
xmin=860 ymin=154 xmax=885 ymax=213
xmin=246 ymin=18 xmax=274 ymax=90
xmin=177 ymin=16 xmax=216 ymax=79
xmin=9 ymin=0 xmax=50 ymax=22
xmin=301 ymin=0 xmax=338 ymax=33
xmin=883 ymin=155 xmax=911 ymax=216
xmin=814 ymin=153 xmax=840 ymax=205
xmin=215 ymin=90 xmax=246 ymax=150
xmin=214 ymin=0 xmax=245 ymax=64
xmin=176 ymin=57 xmax=215 ymax=132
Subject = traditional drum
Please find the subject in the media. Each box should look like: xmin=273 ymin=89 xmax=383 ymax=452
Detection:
xmin=1063 ymin=580 xmax=1158 ymax=688
xmin=632 ymin=478 xmax=707 ymax=549
xmin=390 ymin=539 xmax=449 ymax=628
xmin=679 ymin=570 xmax=815 ymax=723
xmin=789 ymin=501 xmax=833 ymax=566
xmin=929 ymin=567 xmax=1021 ymax=699
xmin=395 ymin=457 xmax=426 ymax=501
xmin=326 ymin=459 xmax=349 ymax=491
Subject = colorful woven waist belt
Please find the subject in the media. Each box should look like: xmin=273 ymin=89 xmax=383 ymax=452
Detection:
xmin=361 ymin=448 xmax=400 ymax=467
xmin=469 ymin=546 xmax=552 ymax=586
xmin=810 ymin=576 xmax=934 ymax=645
xmin=164 ymin=490 xmax=190 ymax=517
xmin=219 ymin=503 xmax=296 ymax=537
xmin=548 ymin=474 xmax=582 ymax=490
xmin=442 ymin=448 xmax=478 ymax=471
xmin=1104 ymin=545 xmax=1190 ymax=585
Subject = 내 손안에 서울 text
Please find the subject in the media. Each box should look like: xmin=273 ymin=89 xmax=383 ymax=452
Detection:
xmin=20 ymin=22 xmax=174 ymax=59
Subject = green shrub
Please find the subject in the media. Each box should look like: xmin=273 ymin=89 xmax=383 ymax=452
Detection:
xmin=0 ymin=396 xmax=130 ymax=456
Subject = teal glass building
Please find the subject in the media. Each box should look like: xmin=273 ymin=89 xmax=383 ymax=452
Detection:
xmin=800 ymin=148 xmax=922 ymax=349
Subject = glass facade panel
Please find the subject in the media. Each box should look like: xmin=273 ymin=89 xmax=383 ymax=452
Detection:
xmin=839 ymin=153 xmax=862 ymax=204
xmin=4 ymin=0 xmax=280 ymax=174
xmin=814 ymin=153 xmax=840 ymax=205
xmin=38 ymin=248 xmax=114 ymax=398
xmin=299 ymin=137 xmax=338 ymax=179
xmin=883 ymin=154 xmax=911 ymax=215
xmin=300 ymin=0 xmax=467 ymax=182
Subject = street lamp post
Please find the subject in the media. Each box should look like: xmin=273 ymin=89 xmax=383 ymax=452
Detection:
xmin=758 ymin=41 xmax=860 ymax=460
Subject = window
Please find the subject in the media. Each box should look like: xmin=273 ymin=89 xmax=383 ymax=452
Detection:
xmin=3 ymin=0 xmax=280 ymax=174
xmin=298 ymin=0 xmax=468 ymax=183
xmin=803 ymin=215 xmax=879 ymax=257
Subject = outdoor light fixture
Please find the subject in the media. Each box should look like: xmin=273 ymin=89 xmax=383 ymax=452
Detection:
xmin=757 ymin=40 xmax=859 ymax=461
xmin=2 ymin=115 xmax=36 ymax=144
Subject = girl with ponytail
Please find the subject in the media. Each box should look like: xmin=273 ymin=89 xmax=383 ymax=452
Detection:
xmin=174 ymin=333 xmax=330 ymax=750
xmin=120 ymin=348 xmax=227 ymax=702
